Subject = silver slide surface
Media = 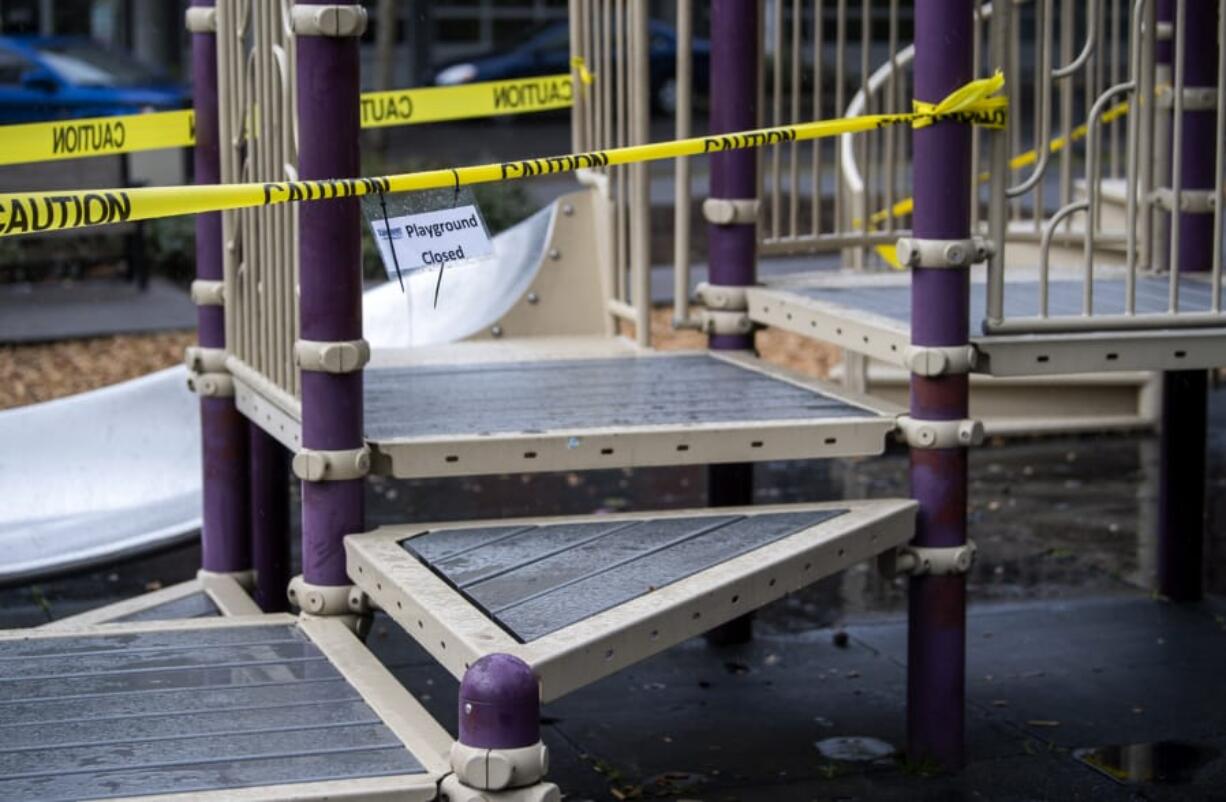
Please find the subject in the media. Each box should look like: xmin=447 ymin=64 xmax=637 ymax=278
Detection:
xmin=0 ymin=200 xmax=557 ymax=584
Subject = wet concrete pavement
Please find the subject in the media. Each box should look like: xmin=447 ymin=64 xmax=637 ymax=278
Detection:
xmin=1 ymin=382 xmax=1222 ymax=799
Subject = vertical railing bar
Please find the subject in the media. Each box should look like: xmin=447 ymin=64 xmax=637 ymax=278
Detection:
xmin=589 ymin=0 xmax=599 ymax=154
xmin=281 ymin=5 xmax=296 ymax=395
xmin=568 ymin=0 xmax=585 ymax=153
xmin=1083 ymin=84 xmax=1135 ymax=317
xmin=631 ymin=0 xmax=650 ymax=346
xmin=614 ymin=0 xmax=626 ymax=306
xmin=260 ymin=3 xmax=276 ymax=387
xmin=266 ymin=3 xmax=283 ymax=389
xmin=771 ymin=0 xmax=783 ymax=241
xmin=1123 ymin=0 xmax=1149 ymax=316
xmin=1213 ymin=0 xmax=1225 ymax=313
xmin=674 ymin=0 xmax=692 ymax=327
xmin=756 ymin=0 xmax=765 ymax=250
xmin=1008 ymin=0 xmax=1021 ymax=221
xmin=986 ymin=0 xmax=1011 ymax=325
xmin=857 ymin=0 xmax=870 ymax=265
xmin=1168 ymin=0 xmax=1185 ymax=312
xmin=1007 ymin=0 xmax=1052 ymax=206
xmin=1056 ymin=0 xmax=1072 ymax=234
xmin=288 ymin=0 xmax=300 ymax=399
xmin=811 ymin=0 xmax=823 ymax=237
xmin=970 ymin=3 xmax=983 ymax=234
xmin=588 ymin=0 xmax=598 ymax=155
xmin=1138 ymin=0 xmax=1157 ymax=272
xmin=602 ymin=0 xmax=613 ymax=153
xmin=833 ymin=0 xmax=845 ymax=233
xmin=883 ymin=0 xmax=898 ymax=233
xmin=789 ymin=0 xmax=801 ymax=239
xmin=1109 ymin=0 xmax=1121 ymax=178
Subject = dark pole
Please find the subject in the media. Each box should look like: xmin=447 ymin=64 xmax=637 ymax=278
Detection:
xmin=704 ymin=0 xmax=759 ymax=647
xmin=296 ymin=1 xmax=366 ymax=593
xmin=907 ymin=0 xmax=974 ymax=770
xmin=446 ymin=654 xmax=555 ymax=796
xmin=1156 ymin=0 xmax=1215 ymax=602
xmin=249 ymin=427 xmax=290 ymax=612
xmin=191 ymin=0 xmax=250 ymax=579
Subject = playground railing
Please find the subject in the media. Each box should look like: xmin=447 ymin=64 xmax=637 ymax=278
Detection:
xmin=570 ymin=0 xmax=654 ymax=346
xmin=670 ymin=0 xmax=1224 ymax=336
xmin=218 ymin=0 xmax=302 ymax=406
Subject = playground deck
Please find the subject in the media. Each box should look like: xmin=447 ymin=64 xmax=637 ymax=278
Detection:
xmin=347 ymin=501 xmax=915 ymax=700
xmin=40 ymin=573 xmax=258 ymax=630
xmin=0 ymin=616 xmax=451 ymax=801
xmin=238 ymin=350 xmax=901 ymax=476
xmin=750 ymin=271 xmax=1226 ymax=376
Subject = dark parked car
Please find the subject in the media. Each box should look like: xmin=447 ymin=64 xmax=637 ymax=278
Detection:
xmin=0 ymin=36 xmax=187 ymax=123
xmin=433 ymin=20 xmax=709 ymax=115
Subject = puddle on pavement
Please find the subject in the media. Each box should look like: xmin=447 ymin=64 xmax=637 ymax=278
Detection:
xmin=1074 ymin=741 xmax=1218 ymax=785
xmin=815 ymin=736 xmax=896 ymax=762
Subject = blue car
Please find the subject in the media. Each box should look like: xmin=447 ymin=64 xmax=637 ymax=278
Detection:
xmin=0 ymin=36 xmax=187 ymax=124
xmin=433 ymin=21 xmax=710 ymax=115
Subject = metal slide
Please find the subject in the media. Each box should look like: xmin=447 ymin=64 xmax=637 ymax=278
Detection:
xmin=0 ymin=201 xmax=556 ymax=585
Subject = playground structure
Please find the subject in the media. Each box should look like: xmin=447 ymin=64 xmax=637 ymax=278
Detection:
xmin=0 ymin=0 xmax=1223 ymax=799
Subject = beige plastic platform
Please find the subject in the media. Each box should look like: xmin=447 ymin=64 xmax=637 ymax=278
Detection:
xmin=749 ymin=270 xmax=1226 ymax=376
xmin=0 ymin=615 xmax=450 ymax=801
xmin=347 ymin=500 xmax=916 ymax=701
xmin=41 ymin=573 xmax=261 ymax=630
xmin=239 ymin=346 xmax=900 ymax=477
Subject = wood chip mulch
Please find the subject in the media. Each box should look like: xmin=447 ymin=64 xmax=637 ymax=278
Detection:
xmin=0 ymin=331 xmax=195 ymax=411
xmin=1 ymin=307 xmax=840 ymax=413
xmin=621 ymin=307 xmax=841 ymax=379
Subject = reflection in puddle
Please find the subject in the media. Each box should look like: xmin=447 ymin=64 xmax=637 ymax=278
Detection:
xmin=1074 ymin=741 xmax=1217 ymax=784
xmin=815 ymin=735 xmax=896 ymax=762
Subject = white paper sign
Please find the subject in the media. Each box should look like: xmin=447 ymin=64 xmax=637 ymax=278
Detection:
xmin=369 ymin=204 xmax=494 ymax=278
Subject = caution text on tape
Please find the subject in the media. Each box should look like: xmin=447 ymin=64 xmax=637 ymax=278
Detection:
xmin=0 ymin=73 xmax=1007 ymax=238
xmin=0 ymin=74 xmax=576 ymax=167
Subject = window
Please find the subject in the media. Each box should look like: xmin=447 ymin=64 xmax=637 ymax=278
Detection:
xmin=0 ymin=50 xmax=33 ymax=86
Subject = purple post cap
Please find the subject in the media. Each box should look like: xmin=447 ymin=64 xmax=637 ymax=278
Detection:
xmin=458 ymin=654 xmax=540 ymax=749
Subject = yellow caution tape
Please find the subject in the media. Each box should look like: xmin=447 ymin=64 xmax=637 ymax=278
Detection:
xmin=0 ymin=74 xmax=577 ymax=167
xmin=911 ymin=71 xmax=1008 ymax=130
xmin=570 ymin=56 xmax=594 ymax=86
xmin=360 ymin=73 xmax=575 ymax=129
xmin=861 ymin=94 xmax=1132 ymax=270
xmin=0 ymin=109 xmax=197 ymax=168
xmin=0 ymin=73 xmax=1006 ymax=238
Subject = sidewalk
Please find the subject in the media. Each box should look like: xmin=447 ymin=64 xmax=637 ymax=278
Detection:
xmin=0 ymin=277 xmax=195 ymax=344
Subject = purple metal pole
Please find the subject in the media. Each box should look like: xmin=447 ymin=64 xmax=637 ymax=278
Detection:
xmin=249 ymin=424 xmax=290 ymax=611
xmin=705 ymin=0 xmax=760 ymax=646
xmin=1155 ymin=0 xmax=1216 ymax=602
xmin=193 ymin=0 xmax=250 ymax=575
xmin=707 ymin=0 xmax=758 ymax=344
xmin=458 ymin=654 xmax=541 ymax=750
xmin=296 ymin=0 xmax=365 ymax=588
xmin=907 ymin=0 xmax=974 ymax=770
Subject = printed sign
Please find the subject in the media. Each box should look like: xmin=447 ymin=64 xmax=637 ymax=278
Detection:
xmin=368 ymin=204 xmax=494 ymax=280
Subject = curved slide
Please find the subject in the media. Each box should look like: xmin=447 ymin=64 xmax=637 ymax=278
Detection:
xmin=0 ymin=198 xmax=558 ymax=584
